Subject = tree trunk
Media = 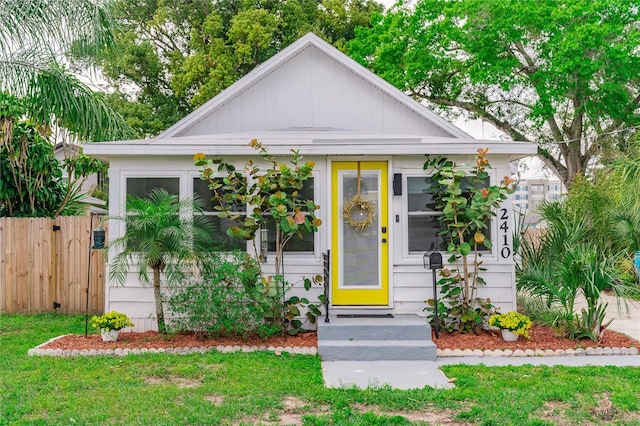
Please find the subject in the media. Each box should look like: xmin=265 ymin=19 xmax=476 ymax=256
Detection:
xmin=153 ymin=267 xmax=166 ymax=334
xmin=451 ymin=227 xmax=470 ymax=305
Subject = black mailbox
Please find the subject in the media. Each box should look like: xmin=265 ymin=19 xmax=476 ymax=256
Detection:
xmin=429 ymin=252 xmax=443 ymax=270
xmin=93 ymin=226 xmax=105 ymax=249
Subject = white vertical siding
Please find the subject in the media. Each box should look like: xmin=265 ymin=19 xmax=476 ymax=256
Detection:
xmin=180 ymin=47 xmax=453 ymax=137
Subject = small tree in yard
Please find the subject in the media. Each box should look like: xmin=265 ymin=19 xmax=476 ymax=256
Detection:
xmin=1 ymin=94 xmax=105 ymax=218
xmin=425 ymin=148 xmax=515 ymax=333
xmin=108 ymin=188 xmax=214 ymax=333
xmin=194 ymin=139 xmax=323 ymax=334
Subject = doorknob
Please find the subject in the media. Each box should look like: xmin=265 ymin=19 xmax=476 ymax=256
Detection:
xmin=382 ymin=238 xmax=387 ymax=243
xmin=381 ymin=226 xmax=387 ymax=233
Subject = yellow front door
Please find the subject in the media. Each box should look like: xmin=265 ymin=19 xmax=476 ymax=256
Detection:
xmin=331 ymin=161 xmax=389 ymax=305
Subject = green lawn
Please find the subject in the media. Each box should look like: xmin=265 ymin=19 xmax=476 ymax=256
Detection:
xmin=1 ymin=314 xmax=639 ymax=425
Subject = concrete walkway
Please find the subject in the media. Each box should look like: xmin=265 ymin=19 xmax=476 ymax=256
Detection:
xmin=321 ymin=355 xmax=640 ymax=390
xmin=322 ymin=360 xmax=455 ymax=390
xmin=321 ymin=294 xmax=640 ymax=390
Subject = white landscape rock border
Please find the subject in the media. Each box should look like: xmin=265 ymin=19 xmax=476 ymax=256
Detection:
xmin=28 ymin=334 xmax=318 ymax=357
xmin=437 ymin=347 xmax=639 ymax=357
xmin=28 ymin=334 xmax=637 ymax=358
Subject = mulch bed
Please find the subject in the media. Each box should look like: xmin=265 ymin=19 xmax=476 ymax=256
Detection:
xmin=40 ymin=324 xmax=639 ymax=352
xmin=432 ymin=324 xmax=640 ymax=351
xmin=41 ymin=330 xmax=318 ymax=351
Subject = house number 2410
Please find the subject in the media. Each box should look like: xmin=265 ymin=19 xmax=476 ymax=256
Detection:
xmin=499 ymin=208 xmax=511 ymax=259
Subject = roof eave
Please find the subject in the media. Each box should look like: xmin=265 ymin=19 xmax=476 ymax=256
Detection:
xmin=84 ymin=138 xmax=537 ymax=160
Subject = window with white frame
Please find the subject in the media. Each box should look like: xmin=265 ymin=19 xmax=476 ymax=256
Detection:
xmin=126 ymin=177 xmax=179 ymax=200
xmin=125 ymin=177 xmax=180 ymax=251
xmin=264 ymin=178 xmax=316 ymax=254
xmin=407 ymin=177 xmax=447 ymax=253
xmin=193 ymin=177 xmax=247 ymax=251
xmin=406 ymin=175 xmax=492 ymax=255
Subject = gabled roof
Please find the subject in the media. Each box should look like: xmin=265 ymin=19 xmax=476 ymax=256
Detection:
xmin=85 ymin=32 xmax=537 ymax=161
xmin=156 ymin=33 xmax=471 ymax=140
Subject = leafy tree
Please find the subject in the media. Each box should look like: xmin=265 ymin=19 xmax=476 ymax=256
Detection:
xmin=108 ymin=189 xmax=215 ymax=333
xmin=1 ymin=121 xmax=64 ymax=217
xmin=564 ymin=149 xmax=640 ymax=257
xmin=424 ymin=149 xmax=514 ymax=333
xmin=563 ymin=173 xmax=621 ymax=253
xmin=195 ymin=140 xmax=323 ymax=334
xmin=348 ymin=0 xmax=640 ymax=188
xmin=95 ymin=0 xmax=384 ymax=136
xmin=0 ymin=0 xmax=134 ymax=143
xmin=0 ymin=95 xmax=105 ymax=217
xmin=1 ymin=0 xmax=134 ymax=218
xmin=196 ymin=139 xmax=321 ymax=277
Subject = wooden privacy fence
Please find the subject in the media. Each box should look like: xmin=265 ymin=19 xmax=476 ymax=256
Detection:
xmin=0 ymin=216 xmax=107 ymax=315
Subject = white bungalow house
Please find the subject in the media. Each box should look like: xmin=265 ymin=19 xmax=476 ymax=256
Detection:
xmin=85 ymin=33 xmax=536 ymax=332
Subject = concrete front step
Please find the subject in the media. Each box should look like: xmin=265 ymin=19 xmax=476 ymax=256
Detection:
xmin=317 ymin=314 xmax=432 ymax=341
xmin=318 ymin=339 xmax=437 ymax=361
xmin=317 ymin=314 xmax=437 ymax=361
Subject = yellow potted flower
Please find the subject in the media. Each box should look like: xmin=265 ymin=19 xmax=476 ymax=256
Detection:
xmin=91 ymin=311 xmax=134 ymax=342
xmin=488 ymin=311 xmax=532 ymax=341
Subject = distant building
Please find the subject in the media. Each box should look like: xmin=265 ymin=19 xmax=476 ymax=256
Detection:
xmin=54 ymin=142 xmax=107 ymax=213
xmin=512 ymin=178 xmax=566 ymax=227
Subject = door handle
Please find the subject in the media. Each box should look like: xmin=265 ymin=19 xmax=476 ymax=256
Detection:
xmin=381 ymin=226 xmax=387 ymax=233
xmin=382 ymin=238 xmax=387 ymax=243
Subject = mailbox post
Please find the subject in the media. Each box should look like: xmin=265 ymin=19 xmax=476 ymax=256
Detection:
xmin=86 ymin=215 xmax=106 ymax=337
xmin=424 ymin=252 xmax=443 ymax=339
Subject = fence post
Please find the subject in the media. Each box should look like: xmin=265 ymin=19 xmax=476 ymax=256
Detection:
xmin=50 ymin=218 xmax=60 ymax=311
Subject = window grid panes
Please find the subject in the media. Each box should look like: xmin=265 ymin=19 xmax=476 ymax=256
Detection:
xmin=407 ymin=177 xmax=447 ymax=253
xmin=407 ymin=176 xmax=492 ymax=254
xmin=193 ymin=178 xmax=246 ymax=251
xmin=125 ymin=177 xmax=180 ymax=251
xmin=126 ymin=177 xmax=179 ymax=200
xmin=265 ymin=178 xmax=315 ymax=253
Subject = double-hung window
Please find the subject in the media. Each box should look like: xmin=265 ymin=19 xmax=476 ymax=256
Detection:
xmin=124 ymin=177 xmax=181 ymax=251
xmin=126 ymin=177 xmax=179 ymax=200
xmin=264 ymin=178 xmax=315 ymax=254
xmin=406 ymin=175 xmax=492 ymax=255
xmin=193 ymin=177 xmax=246 ymax=251
xmin=407 ymin=177 xmax=447 ymax=254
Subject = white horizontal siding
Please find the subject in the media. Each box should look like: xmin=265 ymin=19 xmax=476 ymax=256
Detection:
xmin=105 ymin=153 xmax=518 ymax=330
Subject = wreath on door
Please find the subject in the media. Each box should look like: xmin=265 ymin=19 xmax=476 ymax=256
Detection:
xmin=342 ymin=162 xmax=376 ymax=232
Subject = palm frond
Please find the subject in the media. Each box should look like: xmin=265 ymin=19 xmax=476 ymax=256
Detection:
xmin=0 ymin=0 xmax=134 ymax=142
xmin=0 ymin=0 xmax=115 ymax=57
xmin=0 ymin=58 xmax=135 ymax=141
xmin=107 ymin=189 xmax=216 ymax=287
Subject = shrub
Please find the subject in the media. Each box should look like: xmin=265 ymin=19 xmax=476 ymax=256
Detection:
xmin=517 ymin=202 xmax=633 ymax=341
xmin=194 ymin=141 xmax=323 ymax=335
xmin=166 ymin=251 xmax=278 ymax=338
